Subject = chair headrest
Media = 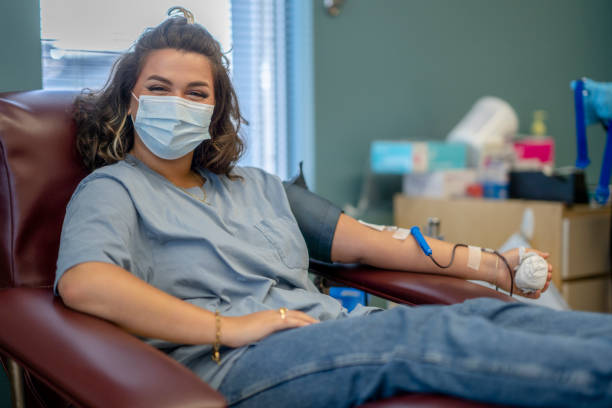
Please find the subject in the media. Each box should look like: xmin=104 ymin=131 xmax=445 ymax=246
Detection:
xmin=0 ymin=90 xmax=87 ymax=288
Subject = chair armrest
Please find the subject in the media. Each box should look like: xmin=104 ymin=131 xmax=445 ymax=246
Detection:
xmin=0 ymin=288 xmax=225 ymax=408
xmin=309 ymin=260 xmax=515 ymax=305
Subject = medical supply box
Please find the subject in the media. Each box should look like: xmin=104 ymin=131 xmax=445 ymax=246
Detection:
xmin=394 ymin=196 xmax=612 ymax=313
xmin=513 ymin=137 xmax=555 ymax=170
xmin=371 ymin=141 xmax=467 ymax=174
xmin=402 ymin=170 xmax=478 ymax=199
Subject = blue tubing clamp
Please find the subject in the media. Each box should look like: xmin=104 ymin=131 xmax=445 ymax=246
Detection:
xmin=410 ymin=226 xmax=432 ymax=256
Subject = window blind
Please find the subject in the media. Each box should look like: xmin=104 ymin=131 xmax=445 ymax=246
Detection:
xmin=231 ymin=0 xmax=288 ymax=178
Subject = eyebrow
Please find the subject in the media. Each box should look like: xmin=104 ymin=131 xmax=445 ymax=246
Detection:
xmin=146 ymin=75 xmax=210 ymax=88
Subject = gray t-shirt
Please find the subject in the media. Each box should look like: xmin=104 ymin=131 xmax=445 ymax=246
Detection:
xmin=55 ymin=155 xmax=376 ymax=388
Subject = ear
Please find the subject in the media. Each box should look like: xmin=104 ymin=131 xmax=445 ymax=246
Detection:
xmin=127 ymin=101 xmax=135 ymax=118
xmin=127 ymin=91 xmax=137 ymax=116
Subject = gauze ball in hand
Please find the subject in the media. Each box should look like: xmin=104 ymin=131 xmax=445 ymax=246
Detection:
xmin=514 ymin=251 xmax=548 ymax=293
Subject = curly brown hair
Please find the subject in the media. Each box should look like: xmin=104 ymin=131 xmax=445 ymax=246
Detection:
xmin=73 ymin=15 xmax=245 ymax=176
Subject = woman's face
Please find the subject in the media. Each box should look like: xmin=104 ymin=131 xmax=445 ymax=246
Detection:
xmin=129 ymin=48 xmax=216 ymax=115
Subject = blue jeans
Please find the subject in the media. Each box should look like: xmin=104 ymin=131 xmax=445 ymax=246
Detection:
xmin=218 ymin=298 xmax=612 ymax=407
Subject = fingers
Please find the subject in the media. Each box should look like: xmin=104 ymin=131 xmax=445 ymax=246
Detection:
xmin=223 ymin=310 xmax=319 ymax=348
xmin=517 ymin=288 xmax=541 ymax=299
xmin=277 ymin=309 xmax=319 ymax=326
xmin=270 ymin=308 xmax=319 ymax=331
xmin=526 ymin=248 xmax=550 ymax=259
xmin=292 ymin=310 xmax=319 ymax=324
xmin=541 ymin=269 xmax=553 ymax=293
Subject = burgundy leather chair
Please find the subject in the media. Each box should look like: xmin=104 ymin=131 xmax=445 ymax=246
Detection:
xmin=0 ymin=90 xmax=514 ymax=408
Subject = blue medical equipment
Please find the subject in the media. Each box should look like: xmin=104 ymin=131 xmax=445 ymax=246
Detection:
xmin=572 ymin=78 xmax=612 ymax=204
xmin=410 ymin=226 xmax=432 ymax=256
xmin=328 ymin=287 xmax=367 ymax=312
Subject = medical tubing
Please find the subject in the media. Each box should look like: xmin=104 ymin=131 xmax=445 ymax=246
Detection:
xmin=574 ymin=79 xmax=590 ymax=169
xmin=427 ymin=244 xmax=515 ymax=297
xmin=494 ymin=250 xmax=515 ymax=297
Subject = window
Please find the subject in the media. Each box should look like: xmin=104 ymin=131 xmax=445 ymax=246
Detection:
xmin=41 ymin=1 xmax=231 ymax=90
xmin=40 ymin=0 xmax=302 ymax=177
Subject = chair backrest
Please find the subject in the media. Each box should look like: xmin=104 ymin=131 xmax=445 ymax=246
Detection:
xmin=0 ymin=90 xmax=87 ymax=289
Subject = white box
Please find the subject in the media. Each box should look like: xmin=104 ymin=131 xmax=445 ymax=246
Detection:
xmin=402 ymin=170 xmax=477 ymax=198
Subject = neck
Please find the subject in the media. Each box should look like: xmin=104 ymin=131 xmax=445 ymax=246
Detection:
xmin=129 ymin=137 xmax=201 ymax=188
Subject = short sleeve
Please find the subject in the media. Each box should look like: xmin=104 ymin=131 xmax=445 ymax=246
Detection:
xmin=54 ymin=176 xmax=137 ymax=295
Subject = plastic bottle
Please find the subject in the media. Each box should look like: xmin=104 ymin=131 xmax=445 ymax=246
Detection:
xmin=530 ymin=110 xmax=548 ymax=137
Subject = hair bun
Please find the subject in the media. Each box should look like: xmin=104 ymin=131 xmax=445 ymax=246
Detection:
xmin=167 ymin=6 xmax=194 ymax=24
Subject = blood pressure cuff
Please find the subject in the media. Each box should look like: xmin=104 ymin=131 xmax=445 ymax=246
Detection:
xmin=282 ymin=165 xmax=342 ymax=263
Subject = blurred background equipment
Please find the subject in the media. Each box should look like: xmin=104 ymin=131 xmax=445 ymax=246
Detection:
xmin=572 ymin=78 xmax=612 ymax=205
xmin=447 ymin=96 xmax=519 ymax=168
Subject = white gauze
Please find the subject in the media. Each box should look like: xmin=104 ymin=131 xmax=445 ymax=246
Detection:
xmin=514 ymin=248 xmax=548 ymax=293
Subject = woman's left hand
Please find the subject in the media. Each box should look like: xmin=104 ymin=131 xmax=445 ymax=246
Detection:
xmin=497 ymin=248 xmax=553 ymax=299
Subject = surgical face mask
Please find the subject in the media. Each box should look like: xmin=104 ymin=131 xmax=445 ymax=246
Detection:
xmin=131 ymin=93 xmax=214 ymax=160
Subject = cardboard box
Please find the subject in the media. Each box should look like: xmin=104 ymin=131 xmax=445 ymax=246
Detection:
xmin=371 ymin=141 xmax=467 ymax=174
xmin=393 ymin=196 xmax=612 ymax=311
xmin=562 ymin=276 xmax=612 ymax=313
xmin=562 ymin=211 xmax=611 ymax=280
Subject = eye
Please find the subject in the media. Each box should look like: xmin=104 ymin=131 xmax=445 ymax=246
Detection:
xmin=188 ymin=90 xmax=208 ymax=99
xmin=147 ymin=85 xmax=168 ymax=93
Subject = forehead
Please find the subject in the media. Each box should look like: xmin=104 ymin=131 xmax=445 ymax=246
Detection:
xmin=138 ymin=48 xmax=213 ymax=82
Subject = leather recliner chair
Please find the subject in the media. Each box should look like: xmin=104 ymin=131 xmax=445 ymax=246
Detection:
xmin=0 ymin=90 xmax=514 ymax=408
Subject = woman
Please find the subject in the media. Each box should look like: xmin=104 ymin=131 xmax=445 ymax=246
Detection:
xmin=55 ymin=11 xmax=611 ymax=408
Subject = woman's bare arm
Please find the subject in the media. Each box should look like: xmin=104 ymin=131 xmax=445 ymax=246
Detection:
xmin=58 ymin=262 xmax=317 ymax=347
xmin=330 ymin=214 xmax=552 ymax=298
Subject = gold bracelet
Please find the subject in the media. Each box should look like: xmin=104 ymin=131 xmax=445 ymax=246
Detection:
xmin=212 ymin=310 xmax=221 ymax=365
xmin=494 ymin=254 xmax=499 ymax=289
xmin=486 ymin=252 xmax=499 ymax=289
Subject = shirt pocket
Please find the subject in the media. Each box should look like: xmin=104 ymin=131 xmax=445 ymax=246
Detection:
xmin=254 ymin=216 xmax=308 ymax=270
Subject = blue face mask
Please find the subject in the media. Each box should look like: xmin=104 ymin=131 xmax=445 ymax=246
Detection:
xmin=131 ymin=93 xmax=214 ymax=160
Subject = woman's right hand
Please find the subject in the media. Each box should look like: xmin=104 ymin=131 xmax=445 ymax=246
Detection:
xmin=498 ymin=248 xmax=553 ymax=299
xmin=221 ymin=309 xmax=319 ymax=348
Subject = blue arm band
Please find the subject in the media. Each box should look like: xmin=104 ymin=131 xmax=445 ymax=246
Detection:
xmin=282 ymin=182 xmax=342 ymax=263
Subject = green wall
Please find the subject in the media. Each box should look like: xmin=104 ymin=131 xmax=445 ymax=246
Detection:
xmin=313 ymin=0 xmax=612 ymax=221
xmin=0 ymin=0 xmax=42 ymax=92
xmin=0 ymin=1 xmax=41 ymax=404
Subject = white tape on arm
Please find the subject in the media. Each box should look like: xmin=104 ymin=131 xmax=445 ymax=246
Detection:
xmin=392 ymin=228 xmax=411 ymax=240
xmin=358 ymin=220 xmax=398 ymax=231
xmin=358 ymin=220 xmax=386 ymax=231
xmin=467 ymin=245 xmax=482 ymax=270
